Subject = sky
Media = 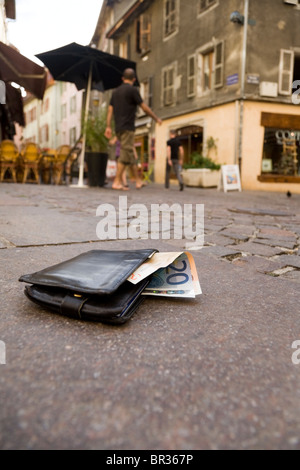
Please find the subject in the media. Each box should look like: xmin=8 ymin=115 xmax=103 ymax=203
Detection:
xmin=6 ymin=0 xmax=104 ymax=64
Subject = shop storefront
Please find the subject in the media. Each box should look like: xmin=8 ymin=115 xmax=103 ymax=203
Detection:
xmin=259 ymin=112 xmax=300 ymax=184
xmin=239 ymin=102 xmax=300 ymax=193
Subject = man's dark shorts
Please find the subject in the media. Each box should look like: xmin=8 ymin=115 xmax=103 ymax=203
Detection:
xmin=117 ymin=131 xmax=136 ymax=166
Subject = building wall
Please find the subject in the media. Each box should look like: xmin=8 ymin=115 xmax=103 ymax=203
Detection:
xmin=155 ymin=102 xmax=237 ymax=184
xmin=0 ymin=0 xmax=7 ymax=43
xmin=23 ymin=82 xmax=83 ymax=150
xmin=103 ymin=0 xmax=300 ymax=191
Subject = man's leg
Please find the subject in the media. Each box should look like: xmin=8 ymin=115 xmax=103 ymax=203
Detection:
xmin=112 ymin=132 xmax=130 ymax=189
xmin=112 ymin=161 xmax=128 ymax=189
xmin=130 ymin=164 xmax=143 ymax=189
xmin=165 ymin=161 xmax=171 ymax=189
xmin=173 ymin=160 xmax=184 ymax=191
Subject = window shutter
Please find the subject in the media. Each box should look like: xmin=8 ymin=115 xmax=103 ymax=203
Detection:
xmin=187 ymin=55 xmax=196 ymax=97
xmin=141 ymin=14 xmax=151 ymax=53
xmin=214 ymin=40 xmax=224 ymax=88
xmin=148 ymin=76 xmax=153 ymax=108
xmin=279 ymin=49 xmax=294 ymax=95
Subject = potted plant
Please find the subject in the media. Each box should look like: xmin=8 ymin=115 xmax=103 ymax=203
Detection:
xmin=84 ymin=109 xmax=109 ymax=187
xmin=181 ymin=137 xmax=221 ymax=188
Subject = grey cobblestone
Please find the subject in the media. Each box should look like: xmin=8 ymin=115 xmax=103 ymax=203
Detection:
xmin=1 ymin=183 xmax=300 ymax=450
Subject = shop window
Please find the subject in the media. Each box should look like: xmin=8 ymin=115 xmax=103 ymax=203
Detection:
xmin=262 ymin=128 xmax=300 ymax=177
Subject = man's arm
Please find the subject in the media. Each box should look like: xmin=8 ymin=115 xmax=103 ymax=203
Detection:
xmin=179 ymin=145 xmax=184 ymax=166
xmin=104 ymin=105 xmax=114 ymax=139
xmin=140 ymin=102 xmax=162 ymax=125
xmin=167 ymin=145 xmax=172 ymax=167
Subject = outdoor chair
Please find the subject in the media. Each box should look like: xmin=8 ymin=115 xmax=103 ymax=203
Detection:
xmin=21 ymin=142 xmax=42 ymax=184
xmin=39 ymin=149 xmax=57 ymax=184
xmin=52 ymin=145 xmax=71 ymax=185
xmin=142 ymin=162 xmax=154 ymax=184
xmin=0 ymin=140 xmax=20 ymax=183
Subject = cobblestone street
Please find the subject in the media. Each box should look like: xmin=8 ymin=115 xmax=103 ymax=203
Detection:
xmin=1 ymin=182 xmax=300 ymax=450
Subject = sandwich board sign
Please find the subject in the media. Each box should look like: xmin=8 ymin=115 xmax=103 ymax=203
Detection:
xmin=219 ymin=165 xmax=242 ymax=193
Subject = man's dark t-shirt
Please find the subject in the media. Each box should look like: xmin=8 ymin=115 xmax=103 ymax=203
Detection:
xmin=110 ymin=83 xmax=143 ymax=133
xmin=167 ymin=137 xmax=183 ymax=160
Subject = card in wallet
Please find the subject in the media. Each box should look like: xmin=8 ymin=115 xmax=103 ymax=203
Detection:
xmin=19 ymin=249 xmax=157 ymax=324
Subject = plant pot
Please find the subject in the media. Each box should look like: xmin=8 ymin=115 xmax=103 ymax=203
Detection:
xmin=86 ymin=152 xmax=108 ymax=187
xmin=182 ymin=168 xmax=221 ymax=188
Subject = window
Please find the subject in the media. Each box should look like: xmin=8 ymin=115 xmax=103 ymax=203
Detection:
xmin=262 ymin=128 xmax=300 ymax=176
xmin=61 ymin=103 xmax=67 ymax=120
xmin=141 ymin=77 xmax=153 ymax=108
xmin=284 ymin=0 xmax=300 ymax=6
xmin=27 ymin=107 xmax=37 ymax=123
xmin=198 ymin=0 xmax=217 ymax=14
xmin=70 ymin=96 xmax=76 ymax=114
xmin=279 ymin=49 xmax=294 ymax=95
xmin=187 ymin=54 xmax=196 ymax=97
xmin=136 ymin=14 xmax=151 ymax=54
xmin=196 ymin=40 xmax=224 ymax=95
xmin=70 ymin=127 xmax=77 ymax=146
xmin=162 ymin=63 xmax=177 ymax=106
xmin=41 ymin=98 xmax=49 ymax=114
xmin=39 ymin=124 xmax=49 ymax=143
xmin=119 ymin=40 xmax=128 ymax=59
xmin=164 ymin=0 xmax=179 ymax=39
xmin=214 ymin=40 xmax=224 ymax=88
xmin=260 ymin=113 xmax=300 ymax=179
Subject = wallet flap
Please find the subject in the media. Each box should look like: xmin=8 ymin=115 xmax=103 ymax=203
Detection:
xmin=24 ymin=278 xmax=149 ymax=324
xmin=19 ymin=249 xmax=157 ymax=295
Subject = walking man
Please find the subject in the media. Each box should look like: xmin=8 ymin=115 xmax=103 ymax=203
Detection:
xmin=165 ymin=130 xmax=184 ymax=191
xmin=105 ymin=68 xmax=162 ymax=190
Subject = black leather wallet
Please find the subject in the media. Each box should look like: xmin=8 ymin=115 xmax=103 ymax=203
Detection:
xmin=19 ymin=249 xmax=157 ymax=324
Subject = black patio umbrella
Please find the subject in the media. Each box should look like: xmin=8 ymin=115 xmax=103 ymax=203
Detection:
xmin=36 ymin=43 xmax=139 ymax=187
xmin=0 ymin=41 xmax=47 ymax=100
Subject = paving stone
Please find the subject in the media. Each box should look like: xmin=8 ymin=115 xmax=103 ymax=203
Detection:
xmin=226 ymin=242 xmax=282 ymax=258
xmin=258 ymin=227 xmax=297 ymax=240
xmin=229 ymin=208 xmax=295 ymax=217
xmin=271 ymin=255 xmax=300 ymax=270
xmin=254 ymin=238 xmax=297 ymax=250
xmin=282 ymin=270 xmax=300 ymax=281
xmin=204 ymin=234 xmax=235 ymax=247
xmin=200 ymin=245 xmax=242 ymax=258
xmin=2 ymin=183 xmax=300 ymax=450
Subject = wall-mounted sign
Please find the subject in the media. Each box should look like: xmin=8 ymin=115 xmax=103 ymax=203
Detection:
xmin=247 ymin=74 xmax=260 ymax=85
xmin=219 ymin=165 xmax=242 ymax=193
xmin=227 ymin=74 xmax=239 ymax=86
